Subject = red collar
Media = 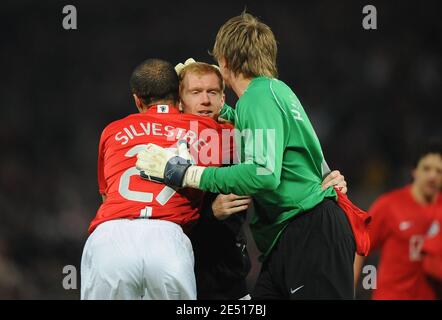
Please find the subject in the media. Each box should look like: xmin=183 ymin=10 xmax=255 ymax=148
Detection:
xmin=145 ymin=104 xmax=180 ymax=114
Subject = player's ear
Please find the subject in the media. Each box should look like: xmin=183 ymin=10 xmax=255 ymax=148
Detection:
xmin=133 ymin=94 xmax=143 ymax=113
xmin=218 ymin=57 xmax=228 ymax=69
xmin=220 ymin=92 xmax=226 ymax=107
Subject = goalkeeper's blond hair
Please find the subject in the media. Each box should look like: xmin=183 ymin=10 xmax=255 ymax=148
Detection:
xmin=211 ymin=12 xmax=278 ymax=78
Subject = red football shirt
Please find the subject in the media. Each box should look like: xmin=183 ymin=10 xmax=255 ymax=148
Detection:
xmin=368 ymin=185 xmax=442 ymax=299
xmin=89 ymin=105 xmax=233 ymax=234
xmin=422 ymin=211 xmax=442 ymax=283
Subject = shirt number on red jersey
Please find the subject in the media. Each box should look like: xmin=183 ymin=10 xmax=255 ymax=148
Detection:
xmin=409 ymin=235 xmax=425 ymax=261
xmin=118 ymin=145 xmax=176 ymax=217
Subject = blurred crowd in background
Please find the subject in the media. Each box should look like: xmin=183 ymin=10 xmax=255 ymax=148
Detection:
xmin=0 ymin=0 xmax=440 ymax=298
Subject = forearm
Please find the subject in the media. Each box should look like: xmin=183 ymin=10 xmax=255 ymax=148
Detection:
xmin=354 ymin=254 xmax=366 ymax=288
xmin=196 ymin=163 xmax=280 ymax=195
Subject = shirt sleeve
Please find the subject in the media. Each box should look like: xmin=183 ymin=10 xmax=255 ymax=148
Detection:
xmin=198 ymin=192 xmax=246 ymax=236
xmin=97 ymin=130 xmax=107 ymax=195
xmin=199 ymin=96 xmax=285 ymax=195
xmin=367 ymin=196 xmax=392 ymax=251
xmin=422 ymin=219 xmax=442 ymax=282
xmin=422 ymin=219 xmax=441 ymax=255
xmin=219 ymin=103 xmax=236 ymax=124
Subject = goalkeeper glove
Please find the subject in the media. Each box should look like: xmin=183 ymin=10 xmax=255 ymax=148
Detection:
xmin=174 ymin=58 xmax=220 ymax=75
xmin=175 ymin=58 xmax=196 ymax=75
xmin=137 ymin=141 xmax=204 ymax=188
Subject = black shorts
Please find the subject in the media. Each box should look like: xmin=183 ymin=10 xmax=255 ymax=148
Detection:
xmin=252 ymin=198 xmax=356 ymax=300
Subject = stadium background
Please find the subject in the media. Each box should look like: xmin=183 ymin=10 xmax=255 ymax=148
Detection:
xmin=0 ymin=0 xmax=440 ymax=299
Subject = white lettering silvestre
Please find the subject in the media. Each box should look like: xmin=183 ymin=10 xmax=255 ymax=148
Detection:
xmin=113 ymin=120 xmax=275 ymax=169
xmin=114 ymin=121 xmax=213 ymax=161
xmin=115 ymin=122 xmax=191 ymax=145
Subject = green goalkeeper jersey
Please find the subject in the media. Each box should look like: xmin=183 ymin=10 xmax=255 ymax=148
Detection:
xmin=200 ymin=77 xmax=336 ymax=260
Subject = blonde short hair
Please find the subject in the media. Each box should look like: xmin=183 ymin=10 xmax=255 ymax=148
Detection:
xmin=179 ymin=62 xmax=225 ymax=93
xmin=211 ymin=12 xmax=278 ymax=78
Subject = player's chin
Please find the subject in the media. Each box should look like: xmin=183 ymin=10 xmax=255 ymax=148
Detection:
xmin=423 ymin=184 xmax=439 ymax=197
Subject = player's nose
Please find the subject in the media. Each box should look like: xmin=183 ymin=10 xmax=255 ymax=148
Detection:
xmin=200 ymin=91 xmax=211 ymax=105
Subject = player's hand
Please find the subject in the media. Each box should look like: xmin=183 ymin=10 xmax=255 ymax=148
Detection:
xmin=321 ymin=170 xmax=347 ymax=194
xmin=212 ymin=193 xmax=252 ymax=220
xmin=217 ymin=117 xmax=232 ymax=125
xmin=136 ymin=141 xmax=192 ymax=187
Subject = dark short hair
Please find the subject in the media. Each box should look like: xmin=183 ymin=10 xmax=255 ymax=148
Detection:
xmin=412 ymin=138 xmax=442 ymax=168
xmin=129 ymin=58 xmax=179 ymax=106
